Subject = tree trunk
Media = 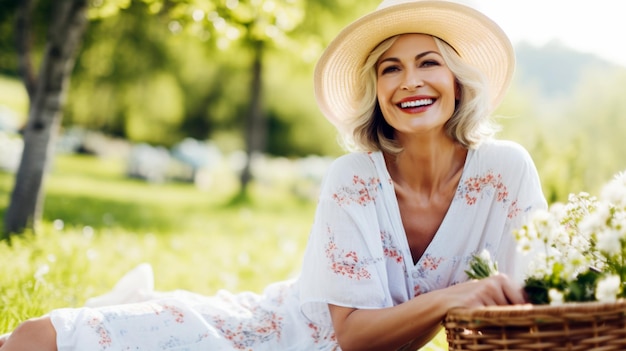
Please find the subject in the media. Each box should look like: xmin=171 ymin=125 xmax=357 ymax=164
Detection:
xmin=238 ymin=40 xmax=265 ymax=197
xmin=3 ymin=0 xmax=88 ymax=237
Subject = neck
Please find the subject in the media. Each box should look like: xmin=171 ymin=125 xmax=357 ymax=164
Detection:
xmin=385 ymin=136 xmax=467 ymax=195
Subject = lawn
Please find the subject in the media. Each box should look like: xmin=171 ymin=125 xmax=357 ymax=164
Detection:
xmin=0 ymin=153 xmax=447 ymax=350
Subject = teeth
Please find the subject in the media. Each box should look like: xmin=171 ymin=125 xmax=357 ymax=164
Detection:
xmin=400 ymin=99 xmax=433 ymax=108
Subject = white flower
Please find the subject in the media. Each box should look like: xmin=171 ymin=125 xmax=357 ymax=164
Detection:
xmin=549 ymin=202 xmax=567 ymax=222
xmin=601 ymin=172 xmax=626 ymax=207
xmin=512 ymin=169 xmax=626 ymax=305
xmin=596 ymin=228 xmax=622 ymax=256
xmin=478 ymin=248 xmax=492 ymax=261
xmin=579 ymin=202 xmax=610 ymax=236
xmin=549 ymin=289 xmax=564 ymax=305
xmin=596 ymin=275 xmax=621 ymax=303
xmin=561 ymin=250 xmax=589 ymax=281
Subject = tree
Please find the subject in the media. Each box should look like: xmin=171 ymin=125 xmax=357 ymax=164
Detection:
xmin=2 ymin=0 xmax=378 ymax=235
xmin=3 ymin=0 xmax=89 ymax=236
xmin=206 ymin=0 xmax=305 ymax=198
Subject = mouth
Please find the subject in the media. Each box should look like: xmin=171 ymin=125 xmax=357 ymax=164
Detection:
xmin=398 ymin=98 xmax=435 ymax=109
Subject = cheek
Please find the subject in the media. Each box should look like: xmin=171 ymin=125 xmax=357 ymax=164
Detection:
xmin=376 ymin=81 xmax=387 ymax=101
xmin=435 ymin=75 xmax=458 ymax=102
xmin=376 ymin=76 xmax=398 ymax=100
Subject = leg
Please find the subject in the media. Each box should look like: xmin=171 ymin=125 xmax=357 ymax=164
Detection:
xmin=0 ymin=317 xmax=57 ymax=351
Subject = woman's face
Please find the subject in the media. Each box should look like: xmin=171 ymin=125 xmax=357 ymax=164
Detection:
xmin=376 ymin=33 xmax=458 ymax=138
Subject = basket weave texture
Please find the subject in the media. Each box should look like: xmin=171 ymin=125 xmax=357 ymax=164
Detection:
xmin=444 ymin=300 xmax=626 ymax=351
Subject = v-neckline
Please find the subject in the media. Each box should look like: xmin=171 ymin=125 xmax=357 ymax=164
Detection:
xmin=373 ymin=149 xmax=473 ymax=267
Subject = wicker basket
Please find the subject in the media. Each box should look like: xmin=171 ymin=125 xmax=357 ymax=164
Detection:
xmin=444 ymin=300 xmax=626 ymax=350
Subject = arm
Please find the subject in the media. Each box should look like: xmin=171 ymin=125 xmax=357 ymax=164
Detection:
xmin=329 ymin=274 xmax=525 ymax=351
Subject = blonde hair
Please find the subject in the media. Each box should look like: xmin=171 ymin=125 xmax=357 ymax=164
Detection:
xmin=342 ymin=35 xmax=499 ymax=154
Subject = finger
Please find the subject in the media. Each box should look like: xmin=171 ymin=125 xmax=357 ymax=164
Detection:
xmin=495 ymin=274 xmax=526 ymax=305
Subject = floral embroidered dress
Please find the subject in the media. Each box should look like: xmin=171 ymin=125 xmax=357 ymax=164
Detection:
xmin=49 ymin=139 xmax=546 ymax=351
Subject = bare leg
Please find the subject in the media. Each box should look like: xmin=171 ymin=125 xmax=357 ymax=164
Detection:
xmin=0 ymin=317 xmax=56 ymax=351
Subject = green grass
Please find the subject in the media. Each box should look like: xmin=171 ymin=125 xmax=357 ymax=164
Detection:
xmin=0 ymin=154 xmax=447 ymax=350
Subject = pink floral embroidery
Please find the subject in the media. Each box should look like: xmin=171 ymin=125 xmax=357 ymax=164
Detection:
xmin=308 ymin=323 xmax=337 ymax=344
xmin=421 ymin=255 xmax=443 ymax=271
xmin=332 ymin=175 xmax=381 ymax=206
xmin=87 ymin=316 xmax=112 ymax=348
xmin=381 ymin=231 xmax=404 ymax=264
xmin=412 ymin=255 xmax=444 ymax=297
xmin=413 ymin=285 xmax=423 ymax=297
xmin=508 ymin=199 xmax=521 ymax=219
xmin=411 ymin=253 xmax=445 ymax=282
xmin=325 ymin=227 xmax=379 ymax=280
xmin=161 ymin=304 xmax=185 ymax=323
xmin=459 ymin=170 xmax=521 ymax=218
xmin=214 ymin=308 xmax=283 ymax=350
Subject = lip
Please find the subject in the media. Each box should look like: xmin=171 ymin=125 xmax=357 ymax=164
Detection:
xmin=396 ymin=95 xmax=436 ymax=111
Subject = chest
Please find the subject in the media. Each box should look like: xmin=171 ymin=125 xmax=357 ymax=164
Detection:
xmin=396 ymin=192 xmax=456 ymax=265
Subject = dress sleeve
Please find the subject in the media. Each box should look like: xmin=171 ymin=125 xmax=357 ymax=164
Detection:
xmin=298 ymin=154 xmax=392 ymax=327
xmin=493 ymin=142 xmax=548 ymax=283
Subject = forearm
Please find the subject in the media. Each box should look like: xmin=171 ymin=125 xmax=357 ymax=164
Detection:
xmin=331 ymin=292 xmax=449 ymax=351
xmin=330 ymin=275 xmax=526 ymax=351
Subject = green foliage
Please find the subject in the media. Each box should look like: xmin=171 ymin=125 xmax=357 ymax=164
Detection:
xmin=523 ymin=267 xmax=602 ymax=305
xmin=465 ymin=251 xmax=498 ymax=280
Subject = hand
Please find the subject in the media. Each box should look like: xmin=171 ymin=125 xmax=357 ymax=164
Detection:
xmin=442 ymin=274 xmax=526 ymax=310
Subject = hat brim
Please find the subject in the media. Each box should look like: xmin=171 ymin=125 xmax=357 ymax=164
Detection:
xmin=314 ymin=0 xmax=515 ymax=128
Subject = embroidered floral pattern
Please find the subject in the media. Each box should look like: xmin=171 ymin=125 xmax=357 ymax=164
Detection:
xmin=508 ymin=199 xmax=521 ymax=218
xmin=325 ymin=227 xmax=379 ymax=280
xmin=411 ymin=253 xmax=445 ymax=284
xmin=458 ymin=170 xmax=521 ymax=218
xmin=420 ymin=254 xmax=443 ymax=271
xmin=333 ymin=175 xmax=381 ymax=206
xmin=214 ymin=308 xmax=283 ymax=350
xmin=308 ymin=322 xmax=337 ymax=345
xmin=411 ymin=255 xmax=445 ymax=297
xmin=381 ymin=230 xmax=404 ymax=264
xmin=160 ymin=304 xmax=185 ymax=323
xmin=413 ymin=284 xmax=423 ymax=298
xmin=87 ymin=316 xmax=112 ymax=349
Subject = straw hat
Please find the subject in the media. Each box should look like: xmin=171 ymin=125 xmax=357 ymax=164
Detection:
xmin=314 ymin=0 xmax=514 ymax=128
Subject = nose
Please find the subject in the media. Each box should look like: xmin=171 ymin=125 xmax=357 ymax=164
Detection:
xmin=401 ymin=69 xmax=423 ymax=91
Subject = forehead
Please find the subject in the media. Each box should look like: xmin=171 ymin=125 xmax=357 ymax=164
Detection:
xmin=380 ymin=33 xmax=439 ymax=59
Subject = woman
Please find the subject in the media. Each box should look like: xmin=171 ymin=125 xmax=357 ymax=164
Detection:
xmin=0 ymin=0 xmax=546 ymax=350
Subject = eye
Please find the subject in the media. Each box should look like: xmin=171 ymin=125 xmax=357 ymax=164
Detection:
xmin=379 ymin=64 xmax=401 ymax=75
xmin=420 ymin=59 xmax=441 ymax=67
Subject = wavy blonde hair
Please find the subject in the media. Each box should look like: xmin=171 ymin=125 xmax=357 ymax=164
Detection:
xmin=341 ymin=35 xmax=498 ymax=154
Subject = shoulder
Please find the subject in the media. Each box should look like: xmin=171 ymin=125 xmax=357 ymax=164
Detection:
xmin=477 ymin=139 xmax=532 ymax=158
xmin=467 ymin=139 xmax=541 ymax=188
xmin=320 ymin=151 xmax=385 ymax=190
xmin=326 ymin=151 xmax=382 ymax=177
xmin=473 ymin=139 xmax=536 ymax=170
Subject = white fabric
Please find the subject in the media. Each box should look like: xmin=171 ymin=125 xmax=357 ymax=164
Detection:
xmin=84 ymin=263 xmax=154 ymax=307
xmin=49 ymin=139 xmax=546 ymax=350
xmin=299 ymin=140 xmax=547 ymax=326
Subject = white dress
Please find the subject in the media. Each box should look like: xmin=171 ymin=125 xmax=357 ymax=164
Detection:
xmin=50 ymin=139 xmax=547 ymax=350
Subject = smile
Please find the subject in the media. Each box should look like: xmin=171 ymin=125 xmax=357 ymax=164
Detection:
xmin=398 ymin=98 xmax=434 ymax=109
